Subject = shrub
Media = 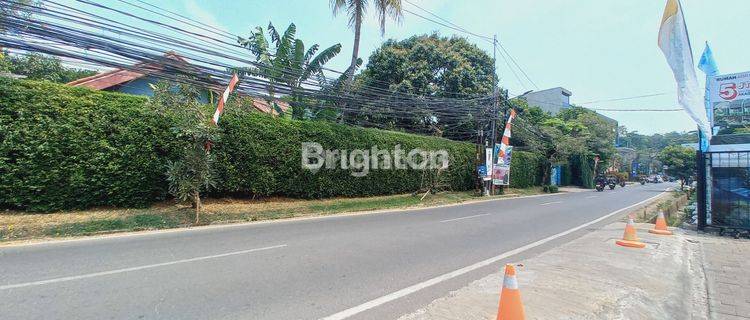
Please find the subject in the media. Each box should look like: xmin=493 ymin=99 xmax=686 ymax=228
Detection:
xmin=211 ymin=111 xmax=476 ymax=198
xmin=0 ymin=78 xmax=177 ymax=211
xmin=509 ymin=151 xmax=544 ymax=188
xmin=0 ymin=79 xmax=549 ymax=211
xmin=1 ymin=79 xmax=480 ymax=210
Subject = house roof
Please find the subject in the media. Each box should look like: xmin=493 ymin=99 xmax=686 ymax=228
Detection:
xmin=67 ymin=52 xmax=291 ymax=115
xmin=66 ymin=52 xmax=193 ymax=90
xmin=251 ymin=99 xmax=290 ymax=116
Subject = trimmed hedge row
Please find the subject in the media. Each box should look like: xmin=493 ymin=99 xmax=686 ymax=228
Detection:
xmin=0 ymin=79 xmax=545 ymax=211
xmin=211 ymin=111 xmax=476 ymax=198
xmin=508 ymin=151 xmax=545 ymax=188
xmin=0 ymin=78 xmax=177 ymax=211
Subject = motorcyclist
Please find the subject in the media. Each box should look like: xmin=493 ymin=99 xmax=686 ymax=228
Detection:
xmin=595 ymin=174 xmax=607 ymax=187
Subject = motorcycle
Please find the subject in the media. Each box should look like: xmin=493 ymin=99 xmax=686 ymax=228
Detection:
xmin=619 ymin=181 xmax=626 ymax=187
xmin=596 ymin=181 xmax=605 ymax=192
xmin=608 ymin=180 xmax=616 ymax=190
xmin=640 ymin=179 xmax=646 ymax=185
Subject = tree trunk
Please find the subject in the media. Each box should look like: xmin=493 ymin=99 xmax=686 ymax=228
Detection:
xmin=341 ymin=11 xmax=362 ymax=123
xmin=349 ymin=14 xmax=362 ymax=81
xmin=192 ymin=191 xmax=201 ymax=224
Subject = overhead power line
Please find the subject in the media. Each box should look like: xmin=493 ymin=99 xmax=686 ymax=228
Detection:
xmin=577 ymin=92 xmax=673 ymax=105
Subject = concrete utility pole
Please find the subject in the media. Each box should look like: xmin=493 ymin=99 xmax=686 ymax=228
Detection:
xmin=488 ymin=34 xmax=499 ymax=196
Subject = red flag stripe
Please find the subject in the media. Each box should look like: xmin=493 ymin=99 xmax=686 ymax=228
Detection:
xmin=212 ymin=74 xmax=240 ymax=125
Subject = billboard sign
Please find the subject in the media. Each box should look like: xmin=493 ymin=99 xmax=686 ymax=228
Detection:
xmin=492 ymin=146 xmax=513 ymax=186
xmin=709 ymin=71 xmax=750 ymax=131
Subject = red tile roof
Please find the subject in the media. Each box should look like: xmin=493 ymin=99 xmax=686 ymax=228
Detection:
xmin=66 ymin=52 xmax=191 ymax=90
xmin=67 ymin=52 xmax=291 ymax=115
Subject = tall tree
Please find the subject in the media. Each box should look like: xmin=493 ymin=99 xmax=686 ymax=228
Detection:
xmin=354 ymin=34 xmax=495 ymax=139
xmin=329 ymin=0 xmax=402 ymax=77
xmin=2 ymin=53 xmax=96 ymax=82
xmin=657 ymin=145 xmax=696 ymax=189
xmin=238 ymin=22 xmax=341 ymax=119
xmin=1 ymin=0 xmax=40 ymax=57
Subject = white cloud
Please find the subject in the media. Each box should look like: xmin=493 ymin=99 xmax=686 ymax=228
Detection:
xmin=183 ymin=0 xmax=229 ymax=37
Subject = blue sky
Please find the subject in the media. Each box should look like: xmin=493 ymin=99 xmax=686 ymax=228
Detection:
xmin=57 ymin=0 xmax=750 ymax=134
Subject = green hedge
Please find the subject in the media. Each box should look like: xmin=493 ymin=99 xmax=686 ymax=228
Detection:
xmin=569 ymin=154 xmax=595 ymax=189
xmin=212 ymin=111 xmax=476 ymax=198
xmin=0 ymin=79 xmax=548 ymax=211
xmin=509 ymin=151 xmax=544 ymax=188
xmin=0 ymin=78 xmax=177 ymax=211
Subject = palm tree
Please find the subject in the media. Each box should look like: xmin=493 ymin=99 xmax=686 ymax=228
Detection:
xmin=238 ymin=22 xmax=341 ymax=118
xmin=330 ymin=0 xmax=403 ymax=78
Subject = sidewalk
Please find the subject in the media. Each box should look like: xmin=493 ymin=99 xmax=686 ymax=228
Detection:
xmin=400 ymin=221 xmax=714 ymax=320
xmin=701 ymin=234 xmax=750 ymax=319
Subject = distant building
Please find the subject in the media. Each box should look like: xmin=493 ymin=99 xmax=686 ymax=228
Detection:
xmin=519 ymin=87 xmax=572 ymax=115
xmin=66 ymin=52 xmax=289 ymax=115
xmin=520 ymin=86 xmax=619 ymax=144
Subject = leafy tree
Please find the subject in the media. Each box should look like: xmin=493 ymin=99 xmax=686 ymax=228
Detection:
xmin=558 ymin=106 xmax=617 ymax=170
xmin=1 ymin=0 xmax=39 ymax=57
xmin=657 ymin=145 xmax=696 ymax=189
xmin=329 ymin=0 xmax=402 ymax=78
xmin=238 ymin=22 xmax=341 ymax=119
xmin=1 ymin=53 xmax=96 ymax=83
xmin=353 ymin=33 xmax=496 ymax=139
xmin=149 ymin=81 xmax=217 ymax=223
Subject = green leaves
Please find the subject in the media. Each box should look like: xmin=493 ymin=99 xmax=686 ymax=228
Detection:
xmin=0 ymin=78 xmax=174 ymax=211
xmin=239 ymin=22 xmax=341 ymax=119
xmin=657 ymin=145 xmax=696 ymax=180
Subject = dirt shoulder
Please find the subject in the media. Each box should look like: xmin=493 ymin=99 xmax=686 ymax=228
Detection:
xmin=1 ymin=187 xmax=549 ymax=244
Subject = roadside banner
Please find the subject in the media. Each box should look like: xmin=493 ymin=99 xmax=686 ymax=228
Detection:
xmin=698 ymin=42 xmax=719 ymax=151
xmin=484 ymin=148 xmax=493 ymax=180
xmin=657 ymin=0 xmax=712 ymax=139
xmin=496 ymin=109 xmax=517 ymax=164
xmin=493 ymin=146 xmax=513 ymax=185
xmin=707 ymin=71 xmax=750 ymax=133
xmin=492 ymin=165 xmax=510 ymax=186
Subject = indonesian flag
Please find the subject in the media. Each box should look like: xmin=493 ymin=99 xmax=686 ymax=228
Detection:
xmin=497 ymin=109 xmax=517 ymax=165
xmin=657 ymin=0 xmax=711 ymax=139
xmin=211 ymin=73 xmax=240 ymax=125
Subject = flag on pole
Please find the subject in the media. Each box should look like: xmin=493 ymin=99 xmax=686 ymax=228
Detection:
xmin=697 ymin=42 xmax=719 ymax=151
xmin=657 ymin=0 xmax=711 ymax=139
xmin=211 ymin=73 xmax=240 ymax=125
xmin=496 ymin=109 xmax=517 ymax=165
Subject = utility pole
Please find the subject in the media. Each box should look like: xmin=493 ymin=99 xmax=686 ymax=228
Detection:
xmin=488 ymin=35 xmax=499 ymax=196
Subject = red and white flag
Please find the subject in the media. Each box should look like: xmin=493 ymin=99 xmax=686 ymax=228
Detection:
xmin=211 ymin=73 xmax=240 ymax=125
xmin=497 ymin=109 xmax=517 ymax=164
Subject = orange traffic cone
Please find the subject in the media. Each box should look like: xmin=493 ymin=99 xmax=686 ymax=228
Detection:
xmin=496 ymin=264 xmax=525 ymax=320
xmin=615 ymin=218 xmax=646 ymax=248
xmin=648 ymin=211 xmax=673 ymax=235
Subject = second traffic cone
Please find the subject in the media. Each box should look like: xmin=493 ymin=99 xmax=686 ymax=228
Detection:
xmin=496 ymin=264 xmax=525 ymax=320
xmin=648 ymin=211 xmax=673 ymax=235
xmin=615 ymin=218 xmax=646 ymax=248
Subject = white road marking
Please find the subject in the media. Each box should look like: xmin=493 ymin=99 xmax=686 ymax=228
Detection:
xmin=0 ymin=244 xmax=287 ymax=290
xmin=439 ymin=214 xmax=490 ymax=223
xmin=585 ymin=195 xmax=598 ymax=199
xmin=319 ymin=190 xmax=669 ymax=320
xmin=539 ymin=201 xmax=563 ymax=206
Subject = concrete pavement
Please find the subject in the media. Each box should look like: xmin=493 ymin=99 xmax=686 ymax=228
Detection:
xmin=399 ymin=221 xmax=709 ymax=320
xmin=0 ymin=183 xmax=673 ymax=319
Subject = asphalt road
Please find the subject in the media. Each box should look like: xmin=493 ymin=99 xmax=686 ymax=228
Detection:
xmin=0 ymin=183 xmax=673 ymax=320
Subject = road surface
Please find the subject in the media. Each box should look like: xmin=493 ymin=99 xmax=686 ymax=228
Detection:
xmin=0 ymin=183 xmax=673 ymax=319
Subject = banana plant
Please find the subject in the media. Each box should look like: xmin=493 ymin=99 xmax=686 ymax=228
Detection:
xmin=238 ymin=22 xmax=341 ymax=119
